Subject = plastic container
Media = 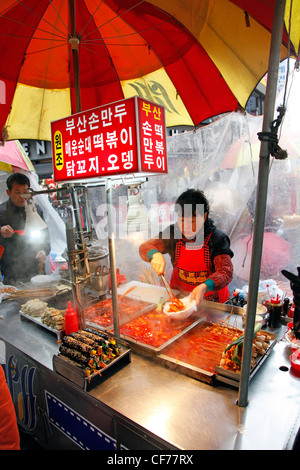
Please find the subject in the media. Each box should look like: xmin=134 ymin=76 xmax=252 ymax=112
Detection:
xmin=64 ymin=301 xmax=79 ymax=335
xmin=290 ymin=350 xmax=300 ymax=372
xmin=163 ymin=296 xmax=197 ymax=320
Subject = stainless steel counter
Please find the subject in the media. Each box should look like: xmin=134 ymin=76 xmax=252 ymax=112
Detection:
xmin=1 ymin=298 xmax=299 ymax=450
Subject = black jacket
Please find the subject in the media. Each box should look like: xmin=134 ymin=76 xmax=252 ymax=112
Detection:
xmin=0 ymin=199 xmax=51 ymax=284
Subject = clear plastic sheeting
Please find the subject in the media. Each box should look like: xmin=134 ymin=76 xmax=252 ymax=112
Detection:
xmin=88 ymin=77 xmax=300 ymax=293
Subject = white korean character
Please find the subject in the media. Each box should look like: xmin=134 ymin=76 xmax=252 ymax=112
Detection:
xmin=66 ymin=160 xmax=75 ymax=177
xmin=93 ymin=134 xmax=104 ymax=150
xmin=107 ymin=154 xmax=120 ymax=171
xmin=144 ymin=154 xmax=154 ymax=169
xmin=89 ymin=156 xmax=99 ymax=173
xmin=78 ymin=138 xmax=85 ymax=154
xmin=77 ymin=160 xmax=86 ymax=174
xmin=101 ymin=107 xmax=113 ymax=126
xmin=155 ymin=140 xmax=164 ymax=155
xmin=106 ymin=131 xmax=118 ymax=149
xmin=71 ymin=139 xmax=78 ymax=156
xmin=142 ymin=121 xmax=152 ymax=136
xmin=121 ymin=150 xmax=133 ymax=170
xmin=85 ymin=136 xmax=92 ymax=153
xmin=114 ymin=103 xmax=127 ymax=123
xmin=156 ymin=155 xmax=166 ymax=171
xmin=77 ymin=115 xmax=87 ymax=133
xmin=143 ymin=137 xmax=153 ymax=154
xmin=88 ymin=112 xmax=100 ymax=130
xmin=66 ymin=118 xmax=75 ymax=135
xmin=154 ymin=124 xmax=163 ymax=138
xmin=65 ymin=141 xmax=71 ymax=157
xmin=120 ymin=127 xmax=132 ymax=146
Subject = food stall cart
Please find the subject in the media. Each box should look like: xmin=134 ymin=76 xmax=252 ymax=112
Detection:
xmin=1 ymin=94 xmax=300 ymax=450
xmin=0 ymin=283 xmax=300 ymax=451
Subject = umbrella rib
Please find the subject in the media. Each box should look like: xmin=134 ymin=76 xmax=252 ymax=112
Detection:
xmin=48 ymin=0 xmax=70 ymax=36
xmin=0 ymin=32 xmax=66 ymax=43
xmin=24 ymin=41 xmax=68 ymax=57
xmin=82 ymin=20 xmax=172 ymax=43
xmin=0 ymin=0 xmax=69 ymax=41
xmin=82 ymin=41 xmax=148 ymax=47
xmin=82 ymin=0 xmax=145 ymax=41
xmin=78 ymin=0 xmax=104 ymax=38
xmin=0 ymin=13 xmax=67 ymax=42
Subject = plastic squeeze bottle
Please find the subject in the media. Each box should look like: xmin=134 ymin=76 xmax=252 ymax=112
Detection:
xmin=64 ymin=301 xmax=79 ymax=335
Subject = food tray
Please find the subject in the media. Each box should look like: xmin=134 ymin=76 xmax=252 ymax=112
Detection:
xmin=109 ymin=308 xmax=202 ymax=357
xmin=20 ymin=310 xmax=65 ymax=340
xmin=84 ymin=295 xmax=156 ymax=331
xmin=157 ymin=320 xmax=243 ymax=385
xmin=53 ymin=335 xmax=131 ymax=391
xmin=214 ymin=330 xmax=277 ymax=387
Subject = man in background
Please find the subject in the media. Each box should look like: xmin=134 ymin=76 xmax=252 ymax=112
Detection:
xmin=0 ymin=172 xmax=50 ymax=285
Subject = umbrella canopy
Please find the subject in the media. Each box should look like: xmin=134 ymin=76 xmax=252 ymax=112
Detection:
xmin=0 ymin=0 xmax=297 ymax=141
xmin=0 ymin=140 xmax=35 ymax=172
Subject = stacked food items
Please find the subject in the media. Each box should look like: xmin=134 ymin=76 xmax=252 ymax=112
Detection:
xmin=21 ymin=299 xmax=65 ymax=331
xmin=58 ymin=327 xmax=121 ymax=379
xmin=220 ymin=325 xmax=273 ymax=372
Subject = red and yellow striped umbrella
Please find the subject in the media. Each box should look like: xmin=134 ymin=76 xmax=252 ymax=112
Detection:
xmin=0 ymin=0 xmax=298 ymax=141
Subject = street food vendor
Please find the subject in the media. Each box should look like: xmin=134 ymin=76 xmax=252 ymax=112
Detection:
xmin=0 ymin=172 xmax=51 ymax=285
xmin=139 ymin=189 xmax=233 ymax=306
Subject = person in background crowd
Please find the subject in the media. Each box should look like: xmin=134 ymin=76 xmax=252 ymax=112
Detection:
xmin=0 ymin=172 xmax=51 ymax=284
xmin=139 ymin=189 xmax=234 ymax=306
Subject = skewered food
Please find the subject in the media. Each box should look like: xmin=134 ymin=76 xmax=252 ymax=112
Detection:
xmin=58 ymin=328 xmax=121 ymax=378
xmin=162 ymin=321 xmax=243 ymax=373
xmin=220 ymin=325 xmax=272 ymax=372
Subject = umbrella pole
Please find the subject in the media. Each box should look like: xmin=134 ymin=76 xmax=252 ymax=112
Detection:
xmin=69 ymin=0 xmax=81 ymax=113
xmin=238 ymin=0 xmax=287 ymax=407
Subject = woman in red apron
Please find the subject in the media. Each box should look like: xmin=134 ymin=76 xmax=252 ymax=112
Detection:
xmin=139 ymin=189 xmax=233 ymax=306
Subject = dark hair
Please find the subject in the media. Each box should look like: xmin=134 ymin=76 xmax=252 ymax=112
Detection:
xmin=6 ymin=173 xmax=30 ymax=191
xmin=175 ymin=189 xmax=210 ymax=217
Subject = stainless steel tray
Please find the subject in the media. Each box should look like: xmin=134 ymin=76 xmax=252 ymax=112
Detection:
xmin=53 ymin=335 xmax=131 ymax=391
xmin=214 ymin=331 xmax=277 ymax=387
xmin=84 ymin=296 xmax=156 ymax=331
xmin=20 ymin=310 xmax=65 ymax=340
xmin=118 ymin=317 xmax=203 ymax=357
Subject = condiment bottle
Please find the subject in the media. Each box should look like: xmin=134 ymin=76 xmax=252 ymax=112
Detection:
xmin=64 ymin=301 xmax=79 ymax=335
xmin=267 ymin=294 xmax=283 ymax=328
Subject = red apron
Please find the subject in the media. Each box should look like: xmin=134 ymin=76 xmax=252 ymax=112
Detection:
xmin=170 ymin=232 xmax=229 ymax=303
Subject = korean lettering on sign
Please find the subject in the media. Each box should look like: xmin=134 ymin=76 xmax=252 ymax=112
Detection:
xmin=52 ymin=98 xmax=139 ymax=182
xmin=51 ymin=97 xmax=167 ymax=182
xmin=138 ymin=98 xmax=167 ymax=174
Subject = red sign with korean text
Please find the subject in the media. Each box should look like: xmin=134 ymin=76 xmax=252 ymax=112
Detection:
xmin=137 ymin=98 xmax=167 ymax=173
xmin=51 ymin=97 xmax=167 ymax=182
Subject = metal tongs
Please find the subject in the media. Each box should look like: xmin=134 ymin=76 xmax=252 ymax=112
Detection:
xmin=160 ymin=274 xmax=184 ymax=308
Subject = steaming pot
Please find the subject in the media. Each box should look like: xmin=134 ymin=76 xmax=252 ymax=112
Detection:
xmin=86 ymin=241 xmax=109 ymax=294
